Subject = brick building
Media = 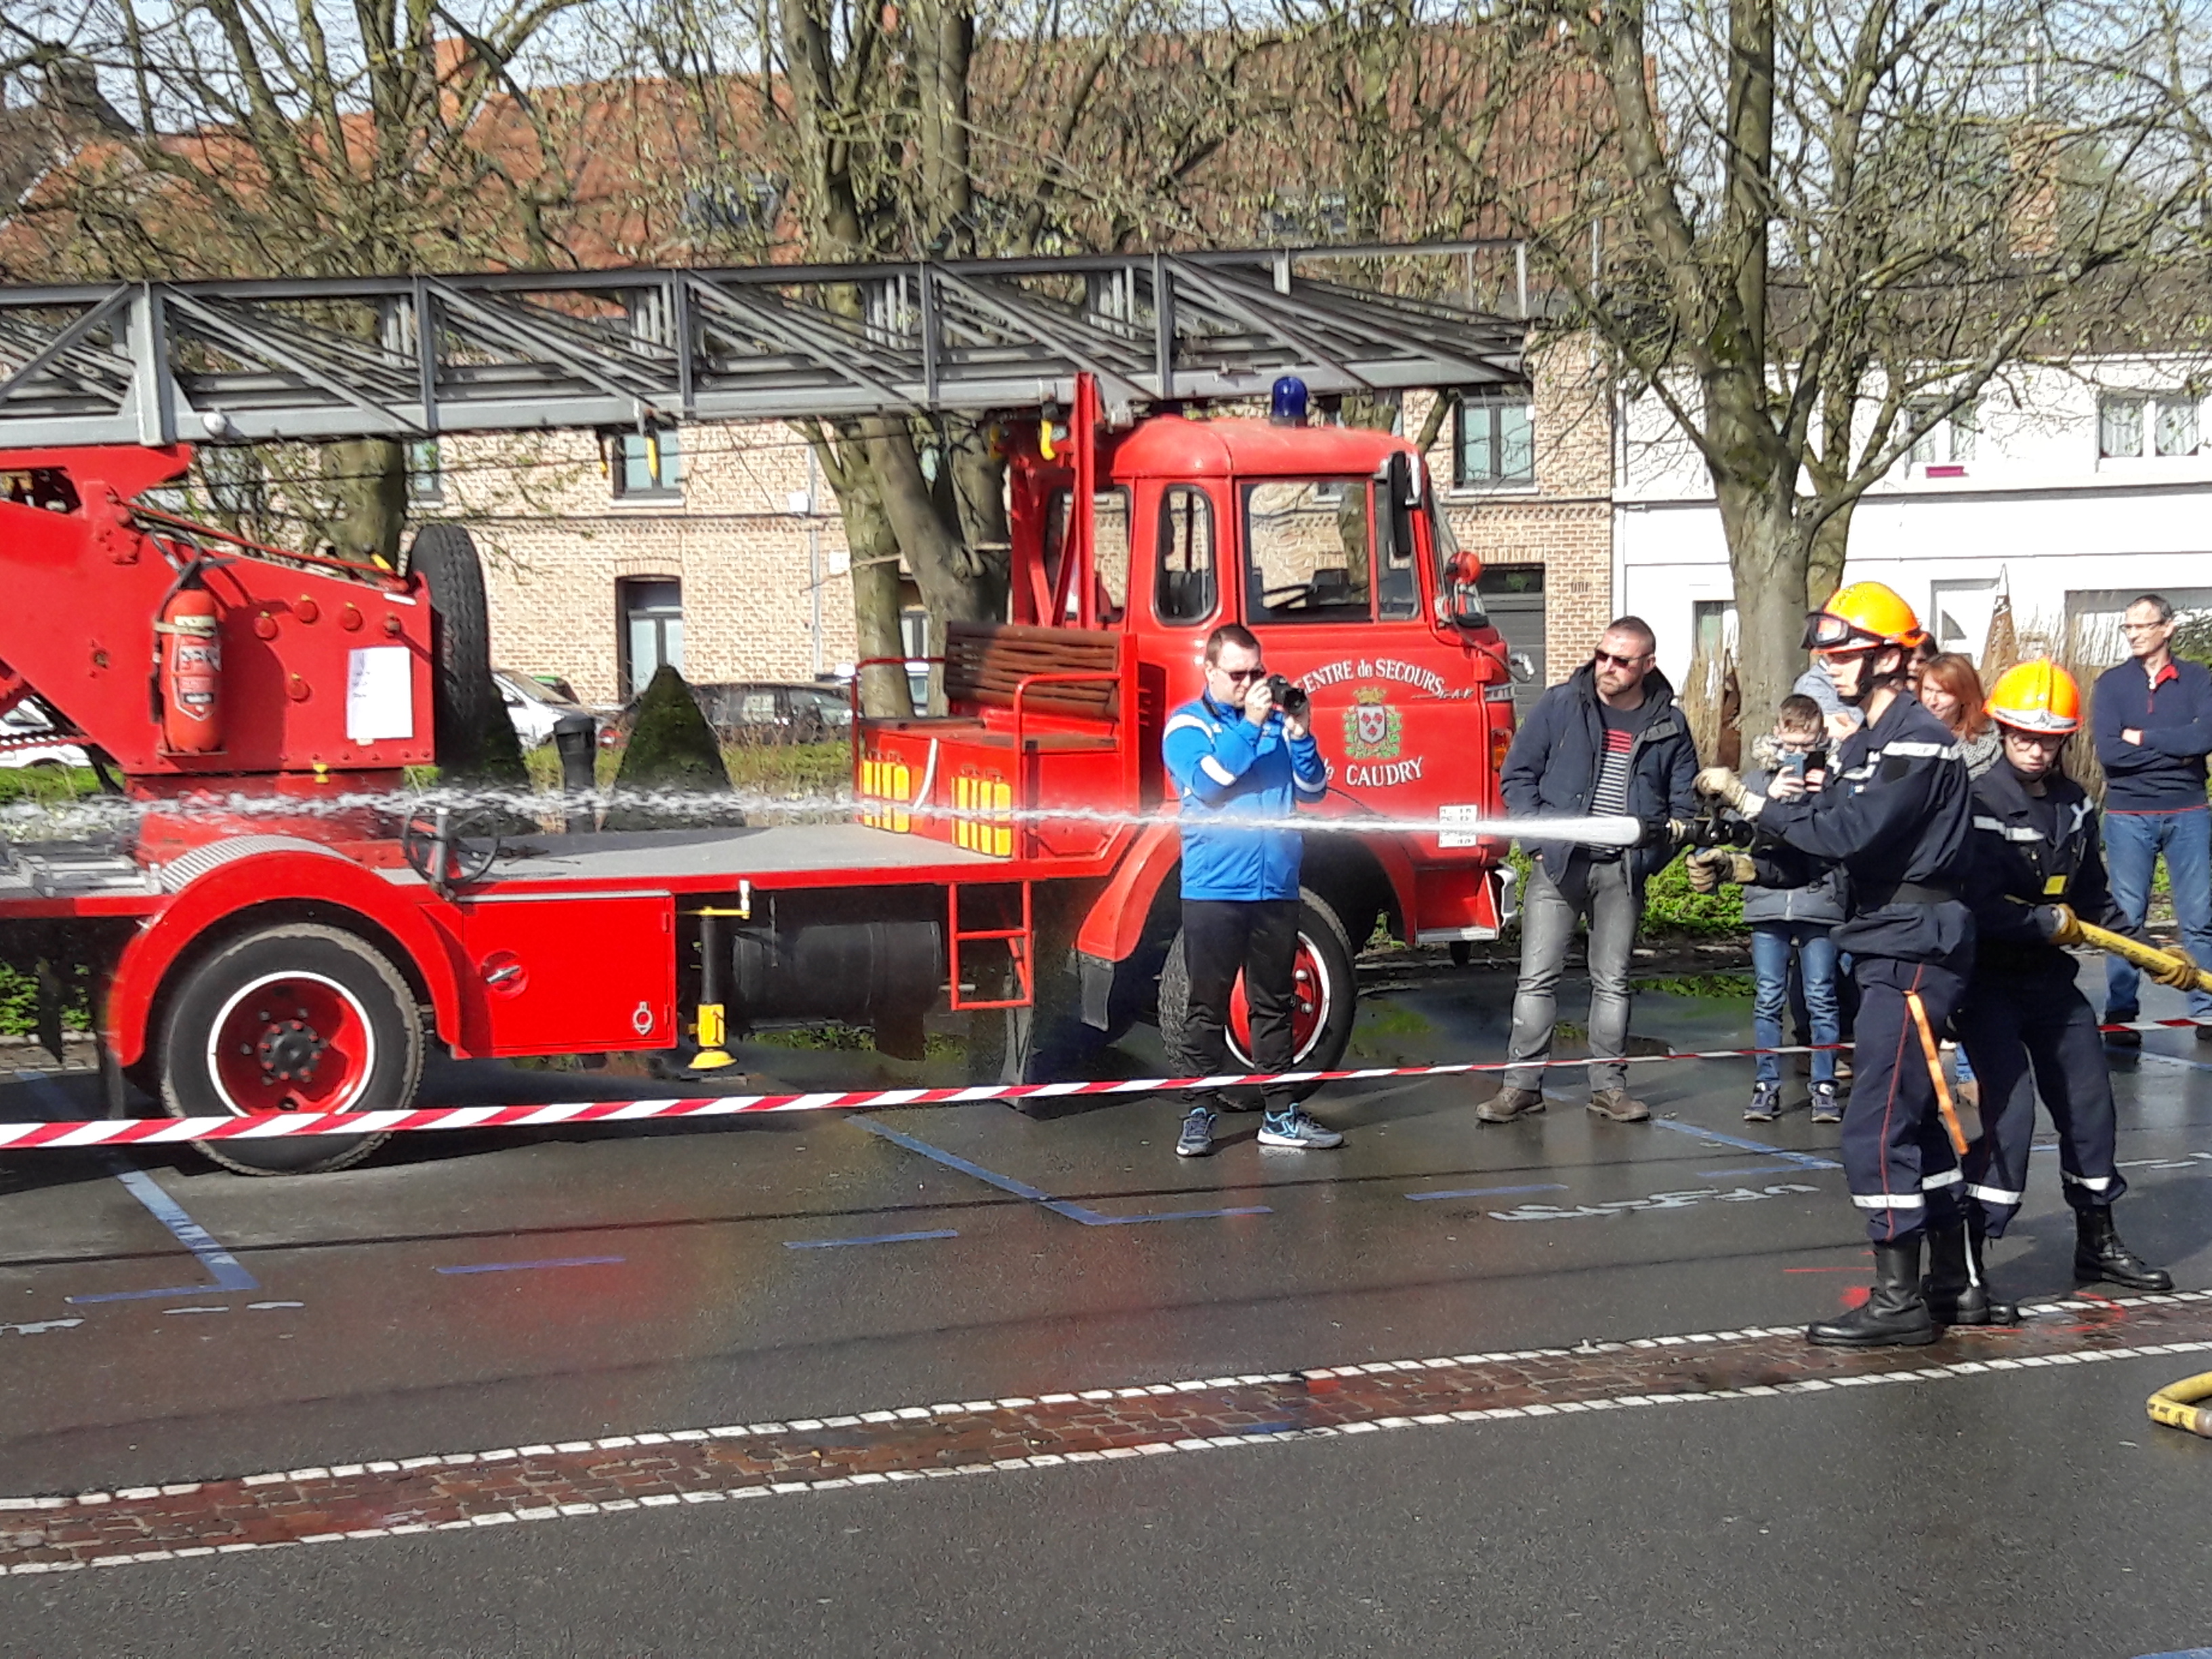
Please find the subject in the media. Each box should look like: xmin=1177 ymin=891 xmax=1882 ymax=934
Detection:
xmin=437 ymin=425 xmax=859 ymax=706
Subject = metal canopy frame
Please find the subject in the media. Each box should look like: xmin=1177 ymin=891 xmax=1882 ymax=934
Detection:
xmin=0 ymin=244 xmax=1526 ymax=447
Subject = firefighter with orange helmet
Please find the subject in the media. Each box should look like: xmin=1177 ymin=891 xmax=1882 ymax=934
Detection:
xmin=1949 ymin=659 xmax=2181 ymax=1319
xmin=1696 ymin=581 xmax=1975 ymax=1347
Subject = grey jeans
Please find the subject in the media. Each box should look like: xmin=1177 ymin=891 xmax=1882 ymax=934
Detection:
xmin=1502 ymin=855 xmax=1641 ymax=1094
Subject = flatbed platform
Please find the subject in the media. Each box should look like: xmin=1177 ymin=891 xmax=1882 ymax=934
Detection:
xmin=470 ymin=820 xmax=1017 ymax=893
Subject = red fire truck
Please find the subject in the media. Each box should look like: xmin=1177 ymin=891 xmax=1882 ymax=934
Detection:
xmin=0 ymin=258 xmax=1526 ymax=1174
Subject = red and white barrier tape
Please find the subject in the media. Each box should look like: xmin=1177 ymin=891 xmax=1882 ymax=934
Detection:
xmin=3 ymin=1016 xmax=2204 ymax=1150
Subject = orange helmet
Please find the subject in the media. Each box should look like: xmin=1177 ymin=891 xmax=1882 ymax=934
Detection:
xmin=1803 ymin=581 xmax=1929 ymax=654
xmin=1985 ymin=659 xmax=2081 ymax=735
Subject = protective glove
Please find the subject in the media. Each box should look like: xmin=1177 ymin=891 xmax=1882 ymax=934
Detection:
xmin=1692 ymin=765 xmax=1765 ymax=819
xmin=1684 ymin=846 xmax=1756 ymax=893
xmin=2033 ymin=903 xmax=2083 ymax=947
xmin=2150 ymin=945 xmax=2204 ymax=991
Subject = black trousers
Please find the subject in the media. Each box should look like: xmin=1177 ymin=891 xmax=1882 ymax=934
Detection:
xmin=1957 ymin=959 xmax=2127 ymax=1240
xmin=1174 ymin=898 xmax=1300 ymax=1115
xmin=1840 ymin=954 xmax=1967 ymax=1244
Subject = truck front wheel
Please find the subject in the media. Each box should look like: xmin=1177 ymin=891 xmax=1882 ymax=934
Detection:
xmin=157 ymin=924 xmax=419 ymax=1175
xmin=1157 ymin=889 xmax=1357 ymax=1104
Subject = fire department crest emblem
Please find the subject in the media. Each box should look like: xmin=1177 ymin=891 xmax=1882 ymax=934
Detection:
xmin=1343 ymin=685 xmax=1401 ymax=760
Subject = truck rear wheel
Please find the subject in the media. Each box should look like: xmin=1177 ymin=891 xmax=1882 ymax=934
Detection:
xmin=1157 ymin=888 xmax=1357 ymax=1105
xmin=157 ymin=924 xmax=417 ymax=1175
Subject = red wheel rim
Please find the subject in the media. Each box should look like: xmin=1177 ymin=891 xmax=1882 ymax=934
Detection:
xmin=1226 ymin=931 xmax=1330 ymax=1065
xmin=206 ymin=972 xmax=377 ymax=1115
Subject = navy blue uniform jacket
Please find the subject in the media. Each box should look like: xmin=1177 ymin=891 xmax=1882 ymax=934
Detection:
xmin=1757 ymin=692 xmax=1974 ymax=963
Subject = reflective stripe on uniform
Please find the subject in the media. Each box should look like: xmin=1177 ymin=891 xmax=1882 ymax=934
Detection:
xmin=1199 ymin=756 xmax=1237 ymax=787
xmin=1877 ymin=740 xmax=1961 ymax=760
xmin=1971 ymin=816 xmax=2045 ymax=843
xmin=1851 ymin=1193 xmax=1927 ymax=1210
xmin=1921 ymin=1168 xmax=1963 ymax=1189
xmin=1163 ymin=713 xmax=1216 ymax=741
xmin=2062 ymin=1171 xmax=2116 ymax=1190
xmin=1967 ymin=1183 xmax=2024 ymax=1205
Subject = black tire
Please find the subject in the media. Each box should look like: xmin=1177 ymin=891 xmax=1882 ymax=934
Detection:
xmin=408 ymin=523 xmax=519 ymax=779
xmin=157 ymin=923 xmax=417 ymax=1175
xmin=1157 ymin=887 xmax=1358 ymax=1104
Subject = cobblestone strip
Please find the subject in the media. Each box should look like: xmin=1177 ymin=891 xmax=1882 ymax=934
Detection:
xmin=7 ymin=1290 xmax=2211 ymax=1576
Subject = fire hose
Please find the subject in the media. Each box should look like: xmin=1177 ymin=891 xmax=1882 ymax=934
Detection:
xmin=2075 ymin=920 xmax=2212 ymax=995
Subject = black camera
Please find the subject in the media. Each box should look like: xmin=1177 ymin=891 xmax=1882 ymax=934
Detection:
xmin=1265 ymin=674 xmax=1310 ymax=718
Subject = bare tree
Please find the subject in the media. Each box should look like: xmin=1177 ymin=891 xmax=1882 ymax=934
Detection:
xmin=3 ymin=0 xmax=615 ymax=559
xmin=1389 ymin=0 xmax=2209 ymax=716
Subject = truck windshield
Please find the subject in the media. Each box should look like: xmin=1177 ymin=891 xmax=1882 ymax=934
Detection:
xmin=1242 ymin=480 xmax=1372 ymax=623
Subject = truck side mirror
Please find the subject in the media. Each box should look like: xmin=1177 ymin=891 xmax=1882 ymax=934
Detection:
xmin=1443 ymin=549 xmax=1486 ymax=630
xmin=1508 ymin=651 xmax=1536 ymax=683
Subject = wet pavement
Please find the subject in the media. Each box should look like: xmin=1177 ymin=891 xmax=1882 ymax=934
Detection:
xmin=2 ymin=956 xmax=2211 ymax=1656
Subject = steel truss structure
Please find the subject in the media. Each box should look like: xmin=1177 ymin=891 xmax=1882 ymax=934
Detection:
xmin=0 ymin=244 xmax=1525 ymax=447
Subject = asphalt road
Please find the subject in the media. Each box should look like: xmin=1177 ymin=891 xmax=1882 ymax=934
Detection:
xmin=2 ymin=956 xmax=2210 ymax=1658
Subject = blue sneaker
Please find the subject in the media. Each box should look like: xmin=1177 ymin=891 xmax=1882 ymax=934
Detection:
xmin=1257 ymin=1109 xmax=1344 ymax=1149
xmin=1175 ymin=1107 xmax=1216 ymax=1158
xmin=1744 ymin=1081 xmax=1781 ymax=1123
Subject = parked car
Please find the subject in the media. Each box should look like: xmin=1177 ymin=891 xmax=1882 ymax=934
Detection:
xmin=600 ymin=681 xmax=856 ymax=748
xmin=0 ymin=699 xmax=89 ymax=769
xmin=494 ymin=670 xmax=594 ymax=750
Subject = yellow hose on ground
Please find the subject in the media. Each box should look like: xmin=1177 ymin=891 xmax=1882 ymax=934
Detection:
xmin=2148 ymin=1372 xmax=2212 ymax=1437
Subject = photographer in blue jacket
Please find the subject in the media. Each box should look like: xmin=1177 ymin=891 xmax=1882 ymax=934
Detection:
xmin=1162 ymin=623 xmax=1334 ymax=1160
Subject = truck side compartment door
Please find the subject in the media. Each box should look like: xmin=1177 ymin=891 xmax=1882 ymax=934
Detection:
xmin=438 ymin=893 xmax=677 ymax=1057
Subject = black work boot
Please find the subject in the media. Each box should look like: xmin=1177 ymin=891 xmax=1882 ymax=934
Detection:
xmin=1807 ymin=1238 xmax=1940 ymax=1348
xmin=2074 ymin=1206 xmax=2173 ymax=1292
xmin=1923 ymin=1216 xmax=2019 ymax=1327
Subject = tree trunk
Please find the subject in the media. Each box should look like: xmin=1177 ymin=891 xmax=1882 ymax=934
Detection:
xmin=1714 ymin=476 xmax=1810 ymax=735
xmin=1806 ymin=500 xmax=1853 ymax=613
xmin=830 ymin=447 xmax=915 ymax=719
xmin=323 ymin=438 xmax=407 ymax=562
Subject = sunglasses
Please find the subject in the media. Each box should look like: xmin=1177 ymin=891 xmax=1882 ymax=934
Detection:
xmin=1592 ymin=649 xmax=1647 ymax=670
xmin=1216 ymin=665 xmax=1268 ymax=683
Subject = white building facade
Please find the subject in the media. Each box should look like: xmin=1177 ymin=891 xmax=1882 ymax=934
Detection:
xmin=1614 ymin=360 xmax=2212 ymax=687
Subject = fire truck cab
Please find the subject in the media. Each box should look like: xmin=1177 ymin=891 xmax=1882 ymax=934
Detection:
xmin=855 ymin=377 xmax=1519 ymax=1082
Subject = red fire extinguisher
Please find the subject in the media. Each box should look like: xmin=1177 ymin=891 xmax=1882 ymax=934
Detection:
xmin=156 ymin=577 xmax=222 ymax=753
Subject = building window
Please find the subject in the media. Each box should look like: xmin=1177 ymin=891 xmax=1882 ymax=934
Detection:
xmin=1907 ymin=400 xmax=1976 ymax=466
xmin=611 ymin=428 xmax=682 ymax=499
xmin=619 ymin=577 xmax=683 ymax=697
xmin=1154 ymin=485 xmax=1216 ymax=625
xmin=2100 ymin=393 xmax=2199 ymax=459
xmin=1454 ymin=397 xmax=1534 ymax=489
xmin=407 ymin=438 xmax=443 ymax=506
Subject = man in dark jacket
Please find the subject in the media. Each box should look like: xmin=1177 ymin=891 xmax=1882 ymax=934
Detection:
xmin=1484 ymin=616 xmax=1700 ymax=1124
xmin=2091 ymin=594 xmax=2212 ymax=1041
xmin=1953 ymin=660 xmax=2179 ymax=1325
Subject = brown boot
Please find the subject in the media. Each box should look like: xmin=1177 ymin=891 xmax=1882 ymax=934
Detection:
xmin=1477 ymin=1086 xmax=1545 ymax=1123
xmin=1587 ymin=1088 xmax=1651 ymax=1122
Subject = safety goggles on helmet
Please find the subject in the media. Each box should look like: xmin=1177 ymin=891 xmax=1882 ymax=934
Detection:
xmin=1802 ymin=611 xmax=1881 ymax=653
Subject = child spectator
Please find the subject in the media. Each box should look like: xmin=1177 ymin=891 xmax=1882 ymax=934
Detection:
xmin=1697 ymin=695 xmax=1847 ymax=1123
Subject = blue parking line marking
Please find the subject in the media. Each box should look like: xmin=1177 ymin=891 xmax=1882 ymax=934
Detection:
xmin=1696 ymin=1165 xmax=1807 ymax=1178
xmin=857 ymin=1121 xmax=1270 ymax=1225
xmin=785 ymin=1229 xmax=960 ymax=1250
xmin=1406 ymin=1183 xmax=1569 ymax=1202
xmin=2128 ymin=1049 xmax=2212 ymax=1075
xmin=67 ymin=1165 xmax=260 ymax=1305
xmin=436 ymin=1256 xmax=625 ymax=1275
xmin=1647 ymin=1117 xmax=1841 ymax=1170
